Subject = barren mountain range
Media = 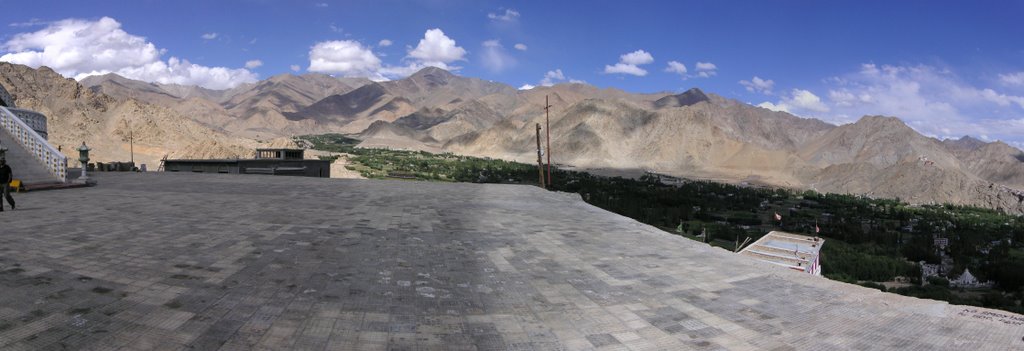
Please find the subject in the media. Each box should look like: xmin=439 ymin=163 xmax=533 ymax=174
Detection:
xmin=3 ymin=62 xmax=1023 ymax=213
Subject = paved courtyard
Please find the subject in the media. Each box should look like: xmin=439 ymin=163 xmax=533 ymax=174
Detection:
xmin=0 ymin=172 xmax=1021 ymax=350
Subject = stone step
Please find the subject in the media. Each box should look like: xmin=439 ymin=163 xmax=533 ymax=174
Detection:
xmin=0 ymin=125 xmax=61 ymax=185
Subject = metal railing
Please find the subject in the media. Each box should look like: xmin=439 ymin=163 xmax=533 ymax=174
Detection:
xmin=0 ymin=106 xmax=67 ymax=182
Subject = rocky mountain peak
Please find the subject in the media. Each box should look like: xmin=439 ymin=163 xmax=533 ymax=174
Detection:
xmin=942 ymin=135 xmax=988 ymax=154
xmin=409 ymin=66 xmax=455 ymax=86
xmin=653 ymin=87 xmax=710 ymax=108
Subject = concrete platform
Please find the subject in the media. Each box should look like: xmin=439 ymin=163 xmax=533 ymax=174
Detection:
xmin=0 ymin=172 xmax=1021 ymax=350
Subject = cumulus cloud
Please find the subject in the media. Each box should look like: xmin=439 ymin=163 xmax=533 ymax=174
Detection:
xmin=0 ymin=17 xmax=257 ymax=89
xmin=999 ymin=72 xmax=1024 ymax=87
xmin=756 ymin=101 xmax=788 ymax=113
xmin=695 ymin=61 xmax=717 ymax=77
xmin=408 ymin=28 xmax=466 ymax=69
xmin=378 ymin=39 xmax=392 ymax=47
xmin=604 ymin=49 xmax=654 ymax=76
xmin=739 ymin=76 xmax=774 ymax=95
xmin=488 ymin=8 xmax=520 ymax=22
xmin=665 ymin=61 xmax=687 ymax=75
xmin=307 ymin=28 xmax=468 ymax=81
xmin=480 ymin=40 xmax=515 ymax=73
xmin=788 ymin=89 xmax=829 ymax=112
xmin=514 ymin=43 xmax=527 ymax=51
xmin=518 ymin=84 xmax=535 ymax=90
xmin=290 ymin=64 xmax=301 ymax=72
xmin=758 ymin=89 xmax=829 ymax=114
xmin=244 ymin=60 xmax=263 ymax=69
xmin=201 ymin=32 xmax=218 ymax=40
xmin=307 ymin=40 xmax=384 ymax=79
xmin=540 ymin=69 xmax=565 ymax=86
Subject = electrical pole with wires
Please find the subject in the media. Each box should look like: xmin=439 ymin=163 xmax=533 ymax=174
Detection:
xmin=535 ymin=123 xmax=546 ymax=188
xmin=543 ymin=95 xmax=553 ymax=186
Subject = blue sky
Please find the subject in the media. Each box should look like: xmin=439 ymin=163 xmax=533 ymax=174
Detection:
xmin=1 ymin=0 xmax=1023 ymax=147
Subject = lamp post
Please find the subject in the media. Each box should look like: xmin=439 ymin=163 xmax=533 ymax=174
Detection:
xmin=77 ymin=141 xmax=91 ymax=182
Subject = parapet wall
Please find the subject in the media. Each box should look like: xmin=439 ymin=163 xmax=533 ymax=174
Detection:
xmin=8 ymin=108 xmax=47 ymax=139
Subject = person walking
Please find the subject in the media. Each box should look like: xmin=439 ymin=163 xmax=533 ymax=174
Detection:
xmin=0 ymin=158 xmax=14 ymax=211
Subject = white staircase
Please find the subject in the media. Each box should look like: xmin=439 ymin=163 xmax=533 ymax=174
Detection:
xmin=0 ymin=106 xmax=67 ymax=186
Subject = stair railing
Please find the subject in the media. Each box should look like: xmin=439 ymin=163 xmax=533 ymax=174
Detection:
xmin=0 ymin=106 xmax=67 ymax=182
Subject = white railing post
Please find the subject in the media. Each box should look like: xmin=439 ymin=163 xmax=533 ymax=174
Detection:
xmin=0 ymin=106 xmax=67 ymax=182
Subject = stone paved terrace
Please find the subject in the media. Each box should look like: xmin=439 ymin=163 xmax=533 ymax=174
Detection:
xmin=0 ymin=172 xmax=1022 ymax=351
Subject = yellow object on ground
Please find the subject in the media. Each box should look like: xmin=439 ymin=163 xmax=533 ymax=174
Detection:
xmin=10 ymin=179 xmax=21 ymax=192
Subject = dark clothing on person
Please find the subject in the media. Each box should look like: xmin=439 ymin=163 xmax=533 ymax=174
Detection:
xmin=0 ymin=163 xmax=13 ymax=210
xmin=0 ymin=164 xmax=11 ymax=183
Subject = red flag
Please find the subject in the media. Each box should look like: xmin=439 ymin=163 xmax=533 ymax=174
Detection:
xmin=774 ymin=212 xmax=782 ymax=221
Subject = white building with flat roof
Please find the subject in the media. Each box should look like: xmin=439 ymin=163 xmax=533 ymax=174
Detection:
xmin=738 ymin=231 xmax=825 ymax=275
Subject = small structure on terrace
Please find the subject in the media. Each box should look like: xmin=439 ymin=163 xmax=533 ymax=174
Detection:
xmin=163 ymin=148 xmax=330 ymax=177
xmin=738 ymin=230 xmax=824 ymax=275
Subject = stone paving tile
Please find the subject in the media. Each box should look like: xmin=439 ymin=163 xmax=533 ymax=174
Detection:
xmin=0 ymin=172 xmax=1021 ymax=350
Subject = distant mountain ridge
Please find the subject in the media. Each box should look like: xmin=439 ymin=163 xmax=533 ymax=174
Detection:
xmin=16 ymin=62 xmax=1024 ymax=214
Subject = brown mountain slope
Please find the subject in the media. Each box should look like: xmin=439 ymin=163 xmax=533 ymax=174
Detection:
xmin=798 ymin=116 xmax=961 ymax=170
xmin=0 ymin=62 xmax=271 ymax=168
xmin=378 ymin=66 xmax=516 ymax=108
xmin=957 ymin=141 xmax=1024 ymax=189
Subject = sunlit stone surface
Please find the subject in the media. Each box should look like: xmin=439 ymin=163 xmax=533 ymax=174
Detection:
xmin=0 ymin=172 xmax=1020 ymax=350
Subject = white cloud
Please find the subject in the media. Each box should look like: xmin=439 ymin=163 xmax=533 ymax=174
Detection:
xmin=540 ymin=69 xmax=565 ymax=86
xmin=757 ymin=101 xmax=788 ymax=113
xmin=604 ymin=49 xmax=654 ymax=76
xmin=757 ymin=89 xmax=829 ymax=115
xmin=315 ymin=2 xmax=328 ymax=7
xmin=290 ymin=64 xmax=301 ymax=72
xmin=520 ymin=68 xmax=581 ymax=88
xmin=620 ymin=50 xmax=653 ymax=65
xmin=604 ymin=63 xmax=647 ymax=76
xmin=378 ymin=39 xmax=392 ymax=47
xmin=739 ymin=76 xmax=774 ymax=95
xmin=789 ymin=89 xmax=829 ymax=112
xmin=480 ymin=40 xmax=515 ymax=73
xmin=408 ymin=28 xmax=466 ymax=69
xmin=307 ymin=40 xmax=384 ymax=79
xmin=488 ymin=8 xmax=520 ymax=22
xmin=828 ymin=89 xmax=859 ymax=107
xmin=1000 ymin=72 xmax=1024 ymax=87
xmin=306 ymin=28 xmax=468 ymax=81
xmin=0 ymin=17 xmax=257 ymax=89
xmin=695 ymin=61 xmax=717 ymax=77
xmin=665 ymin=61 xmax=687 ymax=75
xmin=514 ymin=43 xmax=527 ymax=51
xmin=244 ymin=60 xmax=263 ymax=69
xmin=201 ymin=32 xmax=218 ymax=40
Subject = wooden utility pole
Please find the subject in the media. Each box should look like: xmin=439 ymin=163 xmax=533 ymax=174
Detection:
xmin=544 ymin=95 xmax=553 ymax=186
xmin=535 ymin=123 xmax=546 ymax=187
xmin=123 ymin=119 xmax=134 ymax=165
